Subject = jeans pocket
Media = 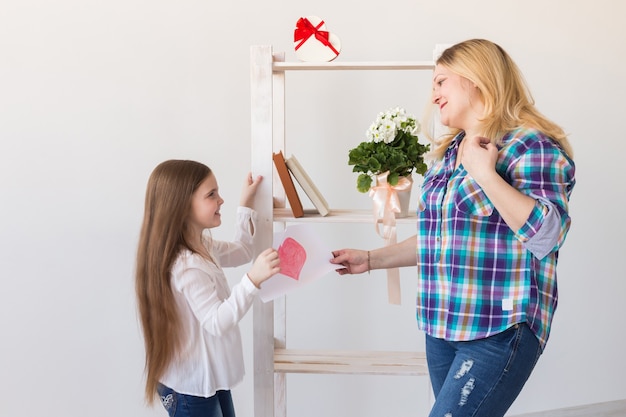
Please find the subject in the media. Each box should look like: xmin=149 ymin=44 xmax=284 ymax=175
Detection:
xmin=157 ymin=384 xmax=178 ymax=417
xmin=504 ymin=323 xmax=541 ymax=373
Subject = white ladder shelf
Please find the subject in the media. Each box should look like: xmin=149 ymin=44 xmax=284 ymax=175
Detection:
xmin=250 ymin=45 xmax=435 ymax=417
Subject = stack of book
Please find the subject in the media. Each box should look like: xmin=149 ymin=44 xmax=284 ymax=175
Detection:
xmin=272 ymin=151 xmax=330 ymax=218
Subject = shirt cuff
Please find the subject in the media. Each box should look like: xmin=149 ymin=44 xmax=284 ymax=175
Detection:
xmin=518 ymin=198 xmax=562 ymax=259
xmin=243 ymin=273 xmax=261 ymax=292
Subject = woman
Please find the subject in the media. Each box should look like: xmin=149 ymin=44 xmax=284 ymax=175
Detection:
xmin=331 ymin=39 xmax=576 ymax=417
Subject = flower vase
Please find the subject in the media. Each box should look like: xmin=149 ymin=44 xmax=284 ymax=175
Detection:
xmin=371 ymin=173 xmax=413 ymax=219
xmin=394 ymin=176 xmax=413 ymax=218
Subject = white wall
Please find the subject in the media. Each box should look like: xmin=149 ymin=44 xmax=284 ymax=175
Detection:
xmin=1 ymin=1 xmax=624 ymax=416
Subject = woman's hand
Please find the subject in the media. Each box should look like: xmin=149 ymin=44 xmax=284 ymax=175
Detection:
xmin=461 ymin=135 xmax=499 ymax=186
xmin=330 ymin=249 xmax=369 ymax=275
xmin=247 ymin=248 xmax=281 ymax=287
xmin=331 ymin=236 xmax=418 ymax=275
xmin=462 ymin=136 xmax=536 ymax=232
xmin=240 ymin=172 xmax=263 ymax=208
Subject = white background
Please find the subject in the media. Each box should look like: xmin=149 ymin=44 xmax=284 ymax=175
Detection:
xmin=1 ymin=1 xmax=624 ymax=416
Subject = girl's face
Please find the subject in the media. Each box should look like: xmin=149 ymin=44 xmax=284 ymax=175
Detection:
xmin=431 ymin=64 xmax=483 ymax=131
xmin=188 ymin=173 xmax=224 ymax=232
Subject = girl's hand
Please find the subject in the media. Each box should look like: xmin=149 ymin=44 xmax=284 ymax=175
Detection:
xmin=240 ymin=172 xmax=263 ymax=208
xmin=330 ymin=249 xmax=369 ymax=275
xmin=247 ymin=248 xmax=280 ymax=287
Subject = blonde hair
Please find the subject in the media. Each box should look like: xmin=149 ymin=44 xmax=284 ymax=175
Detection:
xmin=135 ymin=160 xmax=212 ymax=404
xmin=424 ymin=39 xmax=573 ymax=160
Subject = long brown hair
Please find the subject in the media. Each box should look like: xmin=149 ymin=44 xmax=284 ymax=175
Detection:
xmin=425 ymin=39 xmax=573 ymax=160
xmin=135 ymin=160 xmax=212 ymax=404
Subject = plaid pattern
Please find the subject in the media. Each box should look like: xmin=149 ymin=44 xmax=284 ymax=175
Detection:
xmin=416 ymin=128 xmax=575 ymax=349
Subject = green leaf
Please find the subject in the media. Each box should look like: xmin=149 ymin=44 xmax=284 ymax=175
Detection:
xmin=388 ymin=172 xmax=400 ymax=186
xmin=356 ymin=174 xmax=373 ymax=193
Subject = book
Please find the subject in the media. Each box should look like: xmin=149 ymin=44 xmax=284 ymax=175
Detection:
xmin=285 ymin=154 xmax=330 ymax=217
xmin=272 ymin=151 xmax=304 ymax=218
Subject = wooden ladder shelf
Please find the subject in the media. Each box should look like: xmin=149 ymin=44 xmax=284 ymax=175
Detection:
xmin=250 ymin=44 xmax=435 ymax=417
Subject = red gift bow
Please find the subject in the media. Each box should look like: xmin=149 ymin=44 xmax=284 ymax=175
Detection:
xmin=294 ymin=17 xmax=339 ymax=56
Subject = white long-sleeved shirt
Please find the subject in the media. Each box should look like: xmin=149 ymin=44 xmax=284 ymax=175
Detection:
xmin=159 ymin=207 xmax=259 ymax=397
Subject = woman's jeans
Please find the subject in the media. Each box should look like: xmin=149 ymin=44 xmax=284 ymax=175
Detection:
xmin=156 ymin=384 xmax=235 ymax=417
xmin=426 ymin=323 xmax=542 ymax=417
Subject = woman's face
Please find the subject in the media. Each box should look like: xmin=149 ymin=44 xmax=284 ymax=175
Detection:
xmin=188 ymin=173 xmax=224 ymax=232
xmin=431 ymin=64 xmax=483 ymax=131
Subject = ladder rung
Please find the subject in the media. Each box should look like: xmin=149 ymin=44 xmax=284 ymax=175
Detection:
xmin=274 ymin=349 xmax=428 ymax=376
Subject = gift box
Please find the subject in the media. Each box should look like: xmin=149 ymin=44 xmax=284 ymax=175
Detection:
xmin=293 ymin=16 xmax=341 ymax=62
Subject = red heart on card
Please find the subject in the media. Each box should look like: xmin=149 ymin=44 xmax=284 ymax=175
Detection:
xmin=277 ymin=237 xmax=307 ymax=281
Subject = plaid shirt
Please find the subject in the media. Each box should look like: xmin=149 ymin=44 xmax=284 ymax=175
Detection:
xmin=416 ymin=128 xmax=575 ymax=349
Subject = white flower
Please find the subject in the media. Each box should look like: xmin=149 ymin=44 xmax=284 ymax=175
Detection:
xmin=410 ymin=120 xmax=421 ymax=136
xmin=349 ymin=106 xmax=430 ymax=193
xmin=366 ymin=107 xmax=419 ymax=143
xmin=380 ymin=120 xmax=397 ymax=144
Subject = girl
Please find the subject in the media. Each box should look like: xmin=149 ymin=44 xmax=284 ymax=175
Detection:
xmin=331 ymin=39 xmax=576 ymax=417
xmin=135 ymin=159 xmax=280 ymax=417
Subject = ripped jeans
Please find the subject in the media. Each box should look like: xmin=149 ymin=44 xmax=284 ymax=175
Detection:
xmin=426 ymin=323 xmax=542 ymax=417
xmin=156 ymin=384 xmax=235 ymax=417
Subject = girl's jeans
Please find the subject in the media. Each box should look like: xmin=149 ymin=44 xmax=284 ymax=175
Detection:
xmin=426 ymin=323 xmax=542 ymax=417
xmin=157 ymin=384 xmax=235 ymax=417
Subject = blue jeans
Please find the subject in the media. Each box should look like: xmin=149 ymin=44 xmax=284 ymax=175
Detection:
xmin=426 ymin=323 xmax=542 ymax=417
xmin=156 ymin=384 xmax=235 ymax=417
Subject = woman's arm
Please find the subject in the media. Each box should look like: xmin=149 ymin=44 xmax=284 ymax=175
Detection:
xmin=331 ymin=235 xmax=417 ymax=275
xmin=462 ymin=133 xmax=575 ymax=257
xmin=461 ymin=135 xmax=535 ymax=231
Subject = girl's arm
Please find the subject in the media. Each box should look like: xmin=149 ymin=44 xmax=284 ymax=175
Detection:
xmin=212 ymin=173 xmax=263 ymax=266
xmin=177 ymin=247 xmax=279 ymax=336
xmin=177 ymin=267 xmax=258 ymax=336
xmin=211 ymin=207 xmax=256 ymax=267
xmin=240 ymin=172 xmax=262 ymax=234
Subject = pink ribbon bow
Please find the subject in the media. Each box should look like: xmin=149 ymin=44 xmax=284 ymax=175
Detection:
xmin=369 ymin=171 xmax=412 ymax=305
xmin=369 ymin=171 xmax=412 ymax=240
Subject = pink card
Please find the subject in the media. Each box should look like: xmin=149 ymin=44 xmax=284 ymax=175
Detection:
xmin=259 ymin=224 xmax=337 ymax=302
